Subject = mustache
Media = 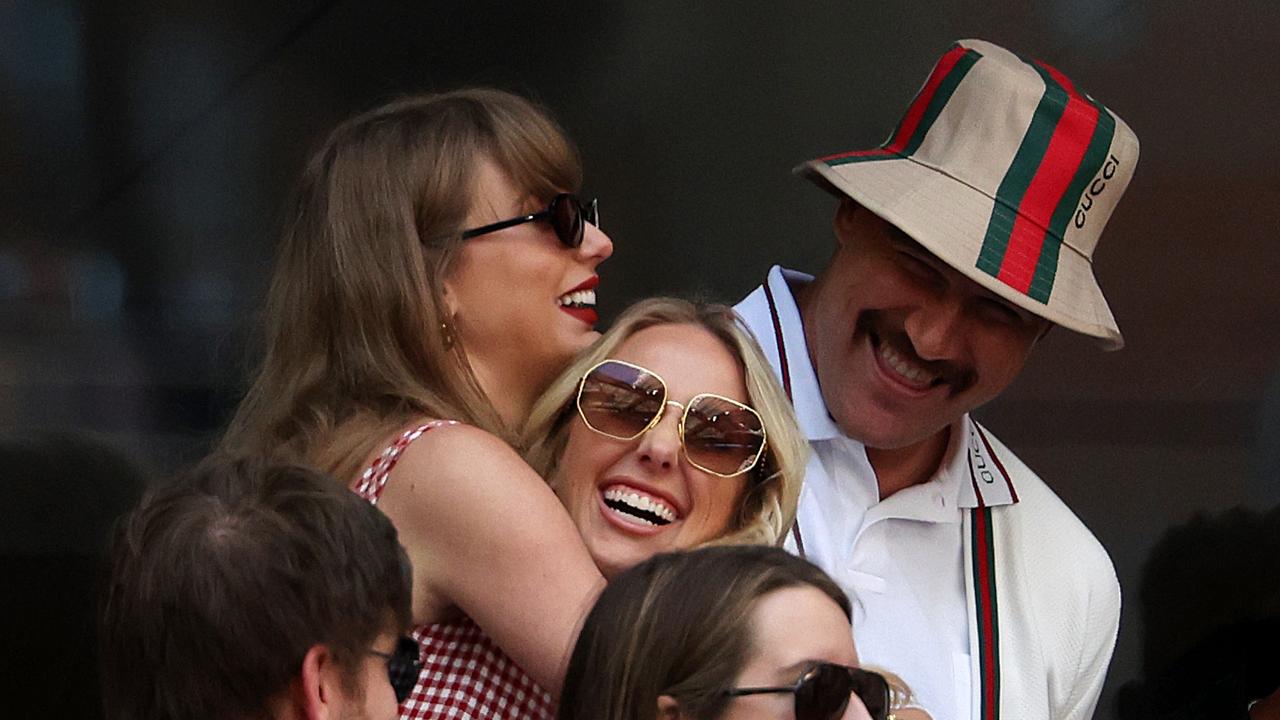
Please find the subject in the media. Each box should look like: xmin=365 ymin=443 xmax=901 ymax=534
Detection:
xmin=856 ymin=311 xmax=977 ymax=397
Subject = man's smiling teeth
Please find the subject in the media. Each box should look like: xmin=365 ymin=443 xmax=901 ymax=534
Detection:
xmin=879 ymin=342 xmax=938 ymax=386
xmin=557 ymin=289 xmax=596 ymax=308
xmin=603 ymin=486 xmax=676 ymax=526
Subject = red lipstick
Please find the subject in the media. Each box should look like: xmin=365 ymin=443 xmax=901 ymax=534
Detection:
xmin=559 ymin=275 xmax=600 ymax=326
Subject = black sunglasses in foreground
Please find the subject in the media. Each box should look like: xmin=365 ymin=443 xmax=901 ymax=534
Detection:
xmin=725 ymin=663 xmax=891 ymax=720
xmin=369 ymin=636 xmax=421 ymax=704
xmin=460 ymin=192 xmax=599 ymax=248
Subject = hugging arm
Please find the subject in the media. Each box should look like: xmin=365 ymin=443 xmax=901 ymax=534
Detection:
xmin=374 ymin=423 xmax=606 ymax=695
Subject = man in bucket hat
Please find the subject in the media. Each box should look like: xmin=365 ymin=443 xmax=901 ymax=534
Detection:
xmin=736 ymin=39 xmax=1136 ymax=720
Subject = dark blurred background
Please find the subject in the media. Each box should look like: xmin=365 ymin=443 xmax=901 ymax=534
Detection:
xmin=2 ymin=1 xmax=1277 ymax=717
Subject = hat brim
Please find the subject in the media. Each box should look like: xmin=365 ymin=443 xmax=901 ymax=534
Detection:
xmin=797 ymin=154 xmax=1124 ymax=350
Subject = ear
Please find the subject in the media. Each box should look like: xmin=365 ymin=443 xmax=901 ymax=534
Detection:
xmin=296 ymin=643 xmax=343 ymax=720
xmin=832 ymin=198 xmax=863 ymax=248
xmin=439 ymin=279 xmax=461 ymax=320
xmin=656 ymin=694 xmax=683 ymax=720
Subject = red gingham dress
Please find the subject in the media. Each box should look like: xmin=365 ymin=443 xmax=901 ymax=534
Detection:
xmin=353 ymin=421 xmax=556 ymax=720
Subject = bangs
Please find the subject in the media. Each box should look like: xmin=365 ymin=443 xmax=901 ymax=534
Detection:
xmin=484 ymin=95 xmax=583 ymax=201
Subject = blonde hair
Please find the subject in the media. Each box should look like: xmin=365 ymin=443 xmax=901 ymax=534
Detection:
xmin=217 ymin=89 xmax=582 ymax=480
xmin=522 ymin=297 xmax=807 ymax=546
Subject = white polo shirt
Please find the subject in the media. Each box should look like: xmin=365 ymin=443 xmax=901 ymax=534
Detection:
xmin=736 ymin=266 xmax=1018 ymax=720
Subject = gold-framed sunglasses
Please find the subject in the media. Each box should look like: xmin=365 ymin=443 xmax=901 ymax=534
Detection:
xmin=574 ymin=359 xmax=768 ymax=478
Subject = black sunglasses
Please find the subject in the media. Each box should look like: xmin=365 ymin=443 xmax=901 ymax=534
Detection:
xmin=460 ymin=192 xmax=599 ymax=248
xmin=725 ymin=663 xmax=890 ymax=720
xmin=369 ymin=636 xmax=421 ymax=704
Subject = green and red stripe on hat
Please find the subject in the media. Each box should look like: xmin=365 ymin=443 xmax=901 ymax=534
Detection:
xmin=796 ymin=38 xmax=1139 ymax=350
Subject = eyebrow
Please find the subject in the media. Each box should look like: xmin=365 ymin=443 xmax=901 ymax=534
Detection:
xmin=779 ymin=658 xmax=828 ymax=676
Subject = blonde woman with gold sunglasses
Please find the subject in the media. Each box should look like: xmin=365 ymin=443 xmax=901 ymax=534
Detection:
xmin=524 ymin=297 xmax=810 ymax=579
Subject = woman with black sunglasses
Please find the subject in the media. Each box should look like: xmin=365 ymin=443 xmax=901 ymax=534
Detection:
xmin=213 ymin=88 xmax=614 ymax=719
xmin=558 ymin=545 xmax=927 ymax=720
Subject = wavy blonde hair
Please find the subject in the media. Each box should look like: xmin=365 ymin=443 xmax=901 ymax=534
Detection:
xmin=522 ymin=297 xmax=807 ymax=547
xmin=216 ymin=89 xmax=582 ymax=481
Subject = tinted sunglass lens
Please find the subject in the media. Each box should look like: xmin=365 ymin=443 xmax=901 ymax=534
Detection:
xmin=387 ymin=637 xmax=420 ymax=704
xmin=682 ymin=396 xmax=765 ymax=475
xmin=795 ymin=664 xmax=854 ymax=720
xmin=851 ymin=670 xmax=890 ymax=720
xmin=550 ymin=193 xmax=584 ymax=248
xmin=579 ymin=362 xmax=664 ymax=438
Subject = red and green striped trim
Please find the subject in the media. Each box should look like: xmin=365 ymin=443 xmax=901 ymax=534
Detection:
xmin=976 ymin=57 xmax=1116 ymax=303
xmin=970 ymin=504 xmax=1001 ymax=720
xmin=820 ymin=45 xmax=982 ymax=166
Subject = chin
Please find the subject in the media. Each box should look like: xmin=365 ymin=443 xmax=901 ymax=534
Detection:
xmin=593 ymin=554 xmax=630 ymax=580
xmin=838 ymin=414 xmax=926 ymax=450
xmin=588 ymin=541 xmax=646 ymax=580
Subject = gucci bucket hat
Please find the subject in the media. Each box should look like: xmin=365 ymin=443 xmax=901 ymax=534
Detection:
xmin=798 ymin=39 xmax=1139 ymax=349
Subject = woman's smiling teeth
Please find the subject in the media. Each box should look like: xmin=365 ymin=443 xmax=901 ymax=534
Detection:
xmin=603 ymin=485 xmax=676 ymax=526
xmin=557 ymin=289 xmax=596 ymax=308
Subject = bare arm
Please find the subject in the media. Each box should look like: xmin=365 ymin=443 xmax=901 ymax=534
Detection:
xmin=374 ymin=423 xmax=605 ymax=695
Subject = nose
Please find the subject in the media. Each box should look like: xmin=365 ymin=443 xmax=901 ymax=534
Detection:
xmin=904 ymin=295 xmax=966 ymax=361
xmin=577 ymin=220 xmax=614 ymax=265
xmin=635 ymin=402 xmax=682 ymax=472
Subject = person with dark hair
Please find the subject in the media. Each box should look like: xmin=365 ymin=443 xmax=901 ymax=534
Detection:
xmin=735 ymin=39 xmax=1138 ymax=720
xmin=558 ymin=545 xmax=921 ymax=720
xmin=99 ymin=461 xmax=416 ymax=720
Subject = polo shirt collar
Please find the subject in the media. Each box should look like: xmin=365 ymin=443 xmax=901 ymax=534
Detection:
xmin=878 ymin=415 xmax=1019 ymax=521
xmin=760 ymin=266 xmax=844 ymax=442
xmin=955 ymin=416 xmax=1020 ymax=508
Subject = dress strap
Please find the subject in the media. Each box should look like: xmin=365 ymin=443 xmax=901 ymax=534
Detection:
xmin=353 ymin=420 xmax=460 ymax=504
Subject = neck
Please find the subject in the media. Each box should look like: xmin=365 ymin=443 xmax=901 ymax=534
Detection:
xmin=793 ymin=273 xmax=815 ymax=328
xmin=468 ymin=355 xmax=544 ymax=431
xmin=792 ymin=275 xmax=825 ymax=372
xmin=866 ymin=426 xmax=951 ymax=499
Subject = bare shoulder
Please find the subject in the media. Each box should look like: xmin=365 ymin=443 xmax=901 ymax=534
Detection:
xmin=380 ymin=422 xmax=535 ymax=500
